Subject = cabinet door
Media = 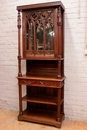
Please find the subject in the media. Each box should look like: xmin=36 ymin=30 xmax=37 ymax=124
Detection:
xmin=22 ymin=8 xmax=57 ymax=59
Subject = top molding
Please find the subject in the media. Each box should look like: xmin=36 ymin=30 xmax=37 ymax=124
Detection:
xmin=17 ymin=1 xmax=65 ymax=11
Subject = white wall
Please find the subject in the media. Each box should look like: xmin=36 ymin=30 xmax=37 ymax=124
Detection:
xmin=0 ymin=0 xmax=87 ymax=122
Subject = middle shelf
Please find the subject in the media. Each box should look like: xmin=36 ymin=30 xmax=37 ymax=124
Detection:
xmin=22 ymin=95 xmax=57 ymax=105
xmin=22 ymin=95 xmax=64 ymax=105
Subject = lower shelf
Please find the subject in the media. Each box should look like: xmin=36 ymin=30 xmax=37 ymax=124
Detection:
xmin=18 ymin=109 xmax=65 ymax=128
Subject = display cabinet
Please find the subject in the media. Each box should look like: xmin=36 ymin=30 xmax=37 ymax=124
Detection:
xmin=17 ymin=1 xmax=65 ymax=128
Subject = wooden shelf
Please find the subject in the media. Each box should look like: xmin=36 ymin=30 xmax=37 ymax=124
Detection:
xmin=20 ymin=57 xmax=64 ymax=61
xmin=17 ymin=75 xmax=66 ymax=81
xmin=22 ymin=95 xmax=57 ymax=105
xmin=18 ymin=109 xmax=65 ymax=128
xmin=22 ymin=95 xmax=64 ymax=106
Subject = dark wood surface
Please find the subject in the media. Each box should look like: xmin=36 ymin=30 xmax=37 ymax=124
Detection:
xmin=22 ymin=95 xmax=58 ymax=105
xmin=17 ymin=75 xmax=65 ymax=81
xmin=17 ymin=1 xmax=65 ymax=128
xmin=18 ymin=109 xmax=65 ymax=128
xmin=17 ymin=1 xmax=65 ymax=11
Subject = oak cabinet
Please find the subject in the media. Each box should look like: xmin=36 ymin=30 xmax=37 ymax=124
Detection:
xmin=17 ymin=1 xmax=65 ymax=128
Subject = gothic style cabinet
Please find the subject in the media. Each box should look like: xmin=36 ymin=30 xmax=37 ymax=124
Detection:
xmin=17 ymin=1 xmax=65 ymax=128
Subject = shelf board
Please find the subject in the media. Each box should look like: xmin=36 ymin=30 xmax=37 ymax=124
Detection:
xmin=17 ymin=75 xmax=66 ymax=81
xmin=18 ymin=109 xmax=65 ymax=128
xmin=20 ymin=57 xmax=64 ymax=60
xmin=22 ymin=95 xmax=57 ymax=105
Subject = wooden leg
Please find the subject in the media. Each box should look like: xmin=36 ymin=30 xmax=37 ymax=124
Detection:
xmin=18 ymin=58 xmax=22 ymax=76
xmin=56 ymin=88 xmax=61 ymax=121
xmin=19 ymin=85 xmax=22 ymax=115
xmin=57 ymin=60 xmax=61 ymax=78
xmin=61 ymin=85 xmax=64 ymax=114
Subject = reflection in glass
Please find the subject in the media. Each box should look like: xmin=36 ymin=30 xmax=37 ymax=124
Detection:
xmin=26 ymin=22 xmax=34 ymax=50
xmin=36 ymin=20 xmax=44 ymax=50
xmin=36 ymin=18 xmax=54 ymax=51
xmin=25 ymin=11 xmax=54 ymax=54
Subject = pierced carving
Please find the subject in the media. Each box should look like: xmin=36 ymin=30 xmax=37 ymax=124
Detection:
xmin=36 ymin=51 xmax=44 ymax=55
xmin=25 ymin=10 xmax=54 ymax=55
xmin=26 ymin=51 xmax=34 ymax=55
xmin=45 ymin=50 xmax=54 ymax=55
xmin=25 ymin=10 xmax=54 ymax=23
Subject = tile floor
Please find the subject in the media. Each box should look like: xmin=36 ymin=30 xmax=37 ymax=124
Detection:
xmin=0 ymin=109 xmax=87 ymax=130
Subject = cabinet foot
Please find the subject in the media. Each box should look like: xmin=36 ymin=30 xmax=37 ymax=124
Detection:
xmin=19 ymin=112 xmax=23 ymax=116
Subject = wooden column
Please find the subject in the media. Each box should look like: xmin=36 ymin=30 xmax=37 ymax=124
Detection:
xmin=61 ymin=85 xmax=64 ymax=114
xmin=43 ymin=20 xmax=46 ymax=56
xmin=56 ymin=88 xmax=61 ymax=121
xmin=17 ymin=11 xmax=22 ymax=116
xmin=58 ymin=60 xmax=61 ymax=77
xmin=17 ymin=10 xmax=22 ymax=76
xmin=34 ymin=21 xmax=36 ymax=56
xmin=57 ymin=6 xmax=62 ymax=78
xmin=18 ymin=85 xmax=23 ymax=115
xmin=58 ymin=6 xmax=62 ymax=56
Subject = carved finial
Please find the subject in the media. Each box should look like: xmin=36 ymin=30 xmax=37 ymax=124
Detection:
xmin=57 ymin=6 xmax=62 ymax=26
xmin=17 ymin=11 xmax=21 ymax=28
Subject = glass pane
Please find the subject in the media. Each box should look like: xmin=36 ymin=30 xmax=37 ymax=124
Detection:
xmin=36 ymin=19 xmax=44 ymax=50
xmin=46 ymin=19 xmax=54 ymax=50
xmin=26 ymin=22 xmax=34 ymax=50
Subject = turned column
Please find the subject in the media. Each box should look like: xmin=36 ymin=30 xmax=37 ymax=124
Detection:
xmin=17 ymin=10 xmax=22 ymax=77
xmin=17 ymin=10 xmax=22 ymax=115
xmin=56 ymin=88 xmax=61 ymax=121
xmin=57 ymin=6 xmax=62 ymax=78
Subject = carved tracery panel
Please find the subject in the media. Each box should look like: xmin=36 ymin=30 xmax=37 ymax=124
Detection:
xmin=25 ymin=9 xmax=55 ymax=55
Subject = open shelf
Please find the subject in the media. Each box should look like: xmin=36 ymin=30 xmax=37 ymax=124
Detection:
xmin=22 ymin=95 xmax=64 ymax=106
xmin=18 ymin=108 xmax=65 ymax=128
xmin=22 ymin=95 xmax=57 ymax=105
xmin=17 ymin=75 xmax=65 ymax=81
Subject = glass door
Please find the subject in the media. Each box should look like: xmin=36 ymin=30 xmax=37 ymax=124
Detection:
xmin=24 ymin=9 xmax=55 ymax=58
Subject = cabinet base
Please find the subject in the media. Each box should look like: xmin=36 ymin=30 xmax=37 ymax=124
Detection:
xmin=18 ymin=109 xmax=65 ymax=128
